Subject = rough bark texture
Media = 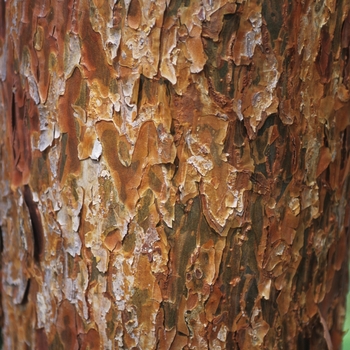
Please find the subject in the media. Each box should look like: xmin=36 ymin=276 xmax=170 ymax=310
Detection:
xmin=0 ymin=0 xmax=350 ymax=349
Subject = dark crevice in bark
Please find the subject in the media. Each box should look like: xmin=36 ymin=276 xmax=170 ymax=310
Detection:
xmin=11 ymin=93 xmax=16 ymax=131
xmin=20 ymin=278 xmax=31 ymax=305
xmin=136 ymin=74 xmax=145 ymax=113
xmin=11 ymin=93 xmax=17 ymax=166
xmin=23 ymin=185 xmax=44 ymax=262
xmin=297 ymin=331 xmax=311 ymax=350
xmin=261 ymin=284 xmax=279 ymax=327
xmin=245 ymin=277 xmax=258 ymax=317
xmin=0 ymin=225 xmax=3 ymax=253
xmin=59 ymin=133 xmax=68 ymax=182
xmin=262 ymin=0 xmax=284 ymax=44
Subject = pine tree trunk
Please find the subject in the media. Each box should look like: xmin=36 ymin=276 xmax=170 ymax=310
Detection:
xmin=0 ymin=0 xmax=350 ymax=349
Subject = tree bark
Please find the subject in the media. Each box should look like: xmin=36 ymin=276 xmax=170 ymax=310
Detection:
xmin=0 ymin=0 xmax=350 ymax=349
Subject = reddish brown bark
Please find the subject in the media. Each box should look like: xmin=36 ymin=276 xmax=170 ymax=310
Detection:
xmin=0 ymin=0 xmax=350 ymax=349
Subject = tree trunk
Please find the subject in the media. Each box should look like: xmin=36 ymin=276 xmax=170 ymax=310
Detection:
xmin=0 ymin=0 xmax=350 ymax=349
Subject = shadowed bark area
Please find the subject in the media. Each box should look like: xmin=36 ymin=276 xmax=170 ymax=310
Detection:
xmin=0 ymin=0 xmax=349 ymax=349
